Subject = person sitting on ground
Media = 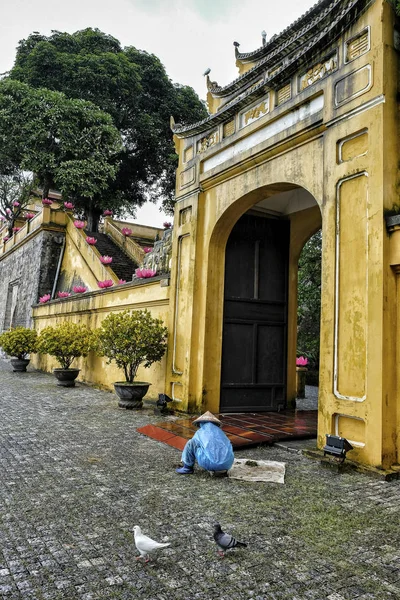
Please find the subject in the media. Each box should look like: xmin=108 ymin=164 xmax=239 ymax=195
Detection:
xmin=175 ymin=411 xmax=234 ymax=475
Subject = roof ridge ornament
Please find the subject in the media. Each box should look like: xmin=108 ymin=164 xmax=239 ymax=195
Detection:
xmin=233 ymin=41 xmax=240 ymax=58
xmin=261 ymin=30 xmax=267 ymax=46
xmin=203 ymin=68 xmax=219 ymax=92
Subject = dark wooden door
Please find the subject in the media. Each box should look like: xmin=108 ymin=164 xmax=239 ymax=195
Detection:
xmin=220 ymin=214 xmax=290 ymax=412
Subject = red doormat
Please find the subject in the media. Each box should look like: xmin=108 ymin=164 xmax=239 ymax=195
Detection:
xmin=137 ymin=410 xmax=317 ymax=451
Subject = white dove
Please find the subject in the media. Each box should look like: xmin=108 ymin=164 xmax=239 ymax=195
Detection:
xmin=133 ymin=525 xmax=170 ymax=563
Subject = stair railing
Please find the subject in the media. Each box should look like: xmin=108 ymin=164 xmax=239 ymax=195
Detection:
xmin=103 ymin=218 xmax=146 ymax=266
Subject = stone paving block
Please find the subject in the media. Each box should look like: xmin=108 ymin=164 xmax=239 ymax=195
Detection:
xmin=0 ymin=361 xmax=400 ymax=599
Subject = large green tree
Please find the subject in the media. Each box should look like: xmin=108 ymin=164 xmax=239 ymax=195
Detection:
xmin=8 ymin=28 xmax=208 ymax=216
xmin=0 ymin=79 xmax=122 ymax=227
xmin=297 ymin=229 xmax=322 ymax=372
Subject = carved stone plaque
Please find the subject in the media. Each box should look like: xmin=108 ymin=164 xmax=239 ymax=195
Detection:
xmin=299 ymin=54 xmax=338 ymax=91
xmin=240 ymin=96 xmax=270 ymax=128
xmin=197 ymin=130 xmax=219 ymax=153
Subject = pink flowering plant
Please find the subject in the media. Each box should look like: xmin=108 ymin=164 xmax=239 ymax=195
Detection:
xmin=97 ymin=279 xmax=114 ymax=288
xmin=296 ymin=356 xmax=308 ymax=367
xmin=74 ymin=220 xmax=86 ymax=229
xmin=12 ymin=227 xmax=21 ymax=233
xmin=118 ymin=279 xmax=126 ymax=285
xmin=25 ymin=212 xmax=35 ymax=220
xmin=57 ymin=291 xmax=71 ymax=299
xmin=100 ymin=255 xmax=113 ymax=265
xmin=42 ymin=198 xmax=53 ymax=206
xmin=85 ymin=236 xmax=97 ymax=245
xmin=63 ymin=202 xmax=74 ymax=210
xmin=121 ymin=227 xmax=132 ymax=236
xmin=135 ymin=268 xmax=156 ymax=279
xmin=39 ymin=294 xmax=51 ymax=303
xmin=73 ymin=286 xmax=87 ymax=293
xmin=163 ymin=221 xmax=172 ymax=229
xmin=143 ymin=247 xmax=152 ymax=253
xmin=103 ymin=209 xmax=113 ymax=216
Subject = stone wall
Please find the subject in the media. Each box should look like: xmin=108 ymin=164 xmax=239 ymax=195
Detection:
xmin=141 ymin=227 xmax=173 ymax=275
xmin=0 ymin=230 xmax=65 ymax=330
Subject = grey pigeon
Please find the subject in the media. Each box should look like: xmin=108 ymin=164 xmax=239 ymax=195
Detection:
xmin=213 ymin=522 xmax=247 ymax=558
xmin=133 ymin=525 xmax=170 ymax=563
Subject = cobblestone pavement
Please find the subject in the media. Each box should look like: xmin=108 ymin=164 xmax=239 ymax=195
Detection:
xmin=1 ymin=361 xmax=400 ymax=600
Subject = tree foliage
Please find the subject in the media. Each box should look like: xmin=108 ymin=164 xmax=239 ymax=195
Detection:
xmin=8 ymin=28 xmax=208 ymax=214
xmin=0 ymin=79 xmax=122 ymax=208
xmin=37 ymin=322 xmax=97 ymax=369
xmin=96 ymin=309 xmax=168 ymax=383
xmin=297 ymin=229 xmax=321 ymax=370
xmin=0 ymin=327 xmax=38 ymax=359
xmin=0 ymin=171 xmax=36 ymax=236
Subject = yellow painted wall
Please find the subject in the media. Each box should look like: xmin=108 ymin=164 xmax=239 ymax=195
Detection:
xmin=167 ymin=0 xmax=400 ymax=469
xmin=31 ymin=280 xmax=170 ymax=400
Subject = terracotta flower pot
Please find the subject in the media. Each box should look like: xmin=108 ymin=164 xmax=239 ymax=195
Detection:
xmin=113 ymin=382 xmax=150 ymax=409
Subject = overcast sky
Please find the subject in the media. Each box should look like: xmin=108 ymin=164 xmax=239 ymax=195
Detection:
xmin=1 ymin=0 xmax=313 ymax=225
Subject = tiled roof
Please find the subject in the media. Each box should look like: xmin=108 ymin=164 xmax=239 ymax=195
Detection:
xmin=172 ymin=0 xmax=370 ymax=137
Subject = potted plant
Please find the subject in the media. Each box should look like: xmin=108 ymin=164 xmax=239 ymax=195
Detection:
xmin=0 ymin=327 xmax=38 ymax=372
xmin=96 ymin=309 xmax=168 ymax=409
xmin=37 ymin=322 xmax=96 ymax=387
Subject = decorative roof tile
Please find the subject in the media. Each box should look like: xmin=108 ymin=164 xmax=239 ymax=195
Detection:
xmin=172 ymin=0 xmax=370 ymax=138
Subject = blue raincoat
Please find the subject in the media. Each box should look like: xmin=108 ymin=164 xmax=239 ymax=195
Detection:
xmin=181 ymin=421 xmax=234 ymax=471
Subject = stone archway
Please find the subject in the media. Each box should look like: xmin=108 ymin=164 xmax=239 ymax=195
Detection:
xmin=203 ymin=184 xmax=322 ymax=414
xmin=167 ymin=0 xmax=399 ymax=469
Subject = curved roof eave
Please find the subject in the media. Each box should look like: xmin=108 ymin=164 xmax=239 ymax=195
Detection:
xmin=172 ymin=0 xmax=369 ymax=138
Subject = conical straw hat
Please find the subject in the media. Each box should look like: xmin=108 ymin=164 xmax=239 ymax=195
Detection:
xmin=192 ymin=411 xmax=222 ymax=427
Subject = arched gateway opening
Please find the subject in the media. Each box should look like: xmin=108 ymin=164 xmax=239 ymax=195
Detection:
xmin=213 ymin=184 xmax=321 ymax=413
xmin=169 ymin=0 xmax=400 ymax=469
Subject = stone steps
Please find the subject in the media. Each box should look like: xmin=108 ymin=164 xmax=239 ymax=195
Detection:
xmin=85 ymin=231 xmax=139 ymax=282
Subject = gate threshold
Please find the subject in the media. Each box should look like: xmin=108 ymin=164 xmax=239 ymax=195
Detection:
xmin=137 ymin=410 xmax=317 ymax=451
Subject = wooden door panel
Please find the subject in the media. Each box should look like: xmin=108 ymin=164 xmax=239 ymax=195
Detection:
xmin=220 ymin=214 xmax=289 ymax=412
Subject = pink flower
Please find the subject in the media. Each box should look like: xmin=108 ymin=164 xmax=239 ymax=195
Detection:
xmin=100 ymin=255 xmax=113 ymax=264
xmin=12 ymin=201 xmax=20 ymax=207
xmin=296 ymin=356 xmax=308 ymax=367
xmin=118 ymin=279 xmax=126 ymax=285
xmin=74 ymin=220 xmax=86 ymax=229
xmin=6 ymin=208 xmax=11 ymax=215
xmin=135 ymin=268 xmax=157 ymax=279
xmin=121 ymin=227 xmax=132 ymax=236
xmin=39 ymin=294 xmax=51 ymax=303
xmin=103 ymin=209 xmax=113 ymax=216
xmin=163 ymin=221 xmax=172 ymax=229
xmin=64 ymin=202 xmax=74 ymax=210
xmin=42 ymin=198 xmax=53 ymax=206
xmin=3 ymin=236 xmax=9 ymax=242
xmin=25 ymin=212 xmax=35 ymax=220
xmin=85 ymin=236 xmax=97 ymax=245
xmin=97 ymin=279 xmax=114 ymax=288
xmin=57 ymin=291 xmax=71 ymax=298
xmin=73 ymin=285 xmax=87 ymax=293
xmin=12 ymin=227 xmax=21 ymax=232
xmin=143 ymin=246 xmax=152 ymax=253
xmin=0 ymin=215 xmax=5 ymax=221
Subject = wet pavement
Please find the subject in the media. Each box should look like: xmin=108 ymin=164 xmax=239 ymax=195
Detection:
xmin=0 ymin=360 xmax=399 ymax=599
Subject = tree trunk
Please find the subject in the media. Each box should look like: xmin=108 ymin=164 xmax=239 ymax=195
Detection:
xmin=86 ymin=201 xmax=102 ymax=232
